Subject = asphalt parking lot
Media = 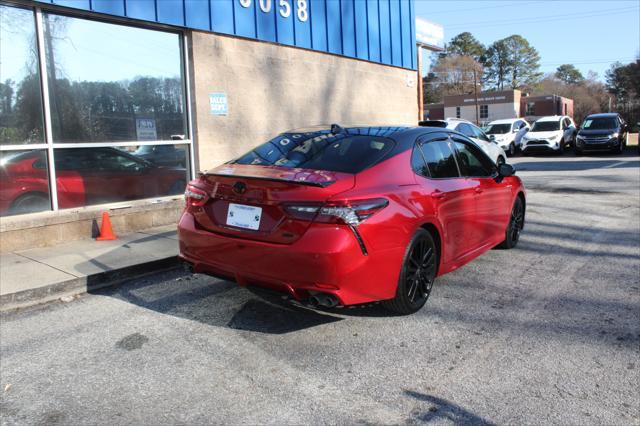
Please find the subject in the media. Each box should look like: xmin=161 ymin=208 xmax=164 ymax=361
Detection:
xmin=1 ymin=150 xmax=639 ymax=425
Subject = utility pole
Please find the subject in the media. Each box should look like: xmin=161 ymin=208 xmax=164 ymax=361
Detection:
xmin=473 ymin=68 xmax=479 ymax=125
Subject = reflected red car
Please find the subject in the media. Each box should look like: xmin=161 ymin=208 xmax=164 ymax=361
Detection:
xmin=178 ymin=125 xmax=526 ymax=314
xmin=0 ymin=148 xmax=186 ymax=216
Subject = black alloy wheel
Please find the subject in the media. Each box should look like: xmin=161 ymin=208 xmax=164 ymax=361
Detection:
xmin=383 ymin=229 xmax=438 ymax=314
xmin=558 ymin=138 xmax=565 ymax=155
xmin=497 ymin=156 xmax=506 ymax=166
xmin=499 ymin=197 xmax=525 ymax=249
xmin=509 ymin=143 xmax=516 ymax=157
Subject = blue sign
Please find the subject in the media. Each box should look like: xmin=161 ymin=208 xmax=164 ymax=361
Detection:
xmin=34 ymin=0 xmax=417 ymax=70
xmin=209 ymin=93 xmax=228 ymax=116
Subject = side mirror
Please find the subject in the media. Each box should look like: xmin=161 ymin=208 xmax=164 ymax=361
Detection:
xmin=498 ymin=163 xmax=515 ymax=177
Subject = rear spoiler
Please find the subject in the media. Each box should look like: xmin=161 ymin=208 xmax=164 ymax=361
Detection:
xmin=205 ymin=172 xmax=335 ymax=188
xmin=418 ymin=120 xmax=448 ymax=128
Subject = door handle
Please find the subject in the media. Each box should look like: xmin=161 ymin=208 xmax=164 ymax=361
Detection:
xmin=431 ymin=190 xmax=446 ymax=199
xmin=474 ymin=187 xmax=483 ymax=194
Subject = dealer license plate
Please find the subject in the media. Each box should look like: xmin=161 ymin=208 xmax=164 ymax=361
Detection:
xmin=226 ymin=203 xmax=262 ymax=230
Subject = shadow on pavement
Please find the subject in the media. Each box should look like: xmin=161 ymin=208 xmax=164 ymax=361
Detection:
xmin=94 ymin=272 xmax=343 ymax=334
xmin=404 ymin=390 xmax=496 ymax=425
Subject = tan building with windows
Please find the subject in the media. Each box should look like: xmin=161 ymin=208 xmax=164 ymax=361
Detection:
xmin=424 ymin=90 xmax=573 ymax=125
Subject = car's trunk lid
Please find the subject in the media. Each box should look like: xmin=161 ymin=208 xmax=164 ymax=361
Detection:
xmin=191 ymin=164 xmax=355 ymax=244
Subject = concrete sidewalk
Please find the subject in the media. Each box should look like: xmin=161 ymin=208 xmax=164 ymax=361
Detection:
xmin=0 ymin=225 xmax=180 ymax=311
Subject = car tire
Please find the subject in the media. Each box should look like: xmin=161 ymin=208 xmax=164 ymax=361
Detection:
xmin=498 ymin=197 xmax=524 ymax=249
xmin=508 ymin=143 xmax=516 ymax=157
xmin=382 ymin=229 xmax=438 ymax=315
xmin=9 ymin=193 xmax=49 ymax=215
xmin=497 ymin=156 xmax=506 ymax=165
xmin=557 ymin=138 xmax=565 ymax=155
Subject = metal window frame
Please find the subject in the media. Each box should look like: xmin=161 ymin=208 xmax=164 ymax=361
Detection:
xmin=0 ymin=2 xmax=195 ymax=213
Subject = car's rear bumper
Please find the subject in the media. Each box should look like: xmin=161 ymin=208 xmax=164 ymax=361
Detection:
xmin=177 ymin=212 xmax=403 ymax=305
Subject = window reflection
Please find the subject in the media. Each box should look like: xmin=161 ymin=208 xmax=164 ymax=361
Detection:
xmin=0 ymin=5 xmax=45 ymax=144
xmin=53 ymin=146 xmax=188 ymax=209
xmin=0 ymin=150 xmax=51 ymax=216
xmin=43 ymin=14 xmax=186 ymax=143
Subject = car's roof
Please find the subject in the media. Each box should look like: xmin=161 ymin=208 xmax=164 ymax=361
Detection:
xmin=489 ymin=118 xmax=520 ymax=124
xmin=536 ymin=115 xmax=564 ymax=122
xmin=286 ymin=124 xmax=444 ymax=140
xmin=585 ymin=113 xmax=619 ymax=119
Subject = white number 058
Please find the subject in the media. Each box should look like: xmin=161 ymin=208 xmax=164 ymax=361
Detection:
xmin=239 ymin=0 xmax=308 ymax=22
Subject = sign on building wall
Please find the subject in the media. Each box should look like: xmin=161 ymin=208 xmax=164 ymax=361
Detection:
xmin=135 ymin=118 xmax=158 ymax=140
xmin=35 ymin=0 xmax=418 ymax=70
xmin=209 ymin=93 xmax=228 ymax=116
xmin=415 ymin=18 xmax=444 ymax=51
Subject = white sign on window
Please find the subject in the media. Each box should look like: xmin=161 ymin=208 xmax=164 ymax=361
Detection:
xmin=136 ymin=118 xmax=157 ymax=141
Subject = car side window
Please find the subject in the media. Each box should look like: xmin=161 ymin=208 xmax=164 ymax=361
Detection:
xmin=451 ymin=137 xmax=495 ymax=177
xmin=419 ymin=140 xmax=460 ymax=179
xmin=455 ymin=123 xmax=475 ymax=138
xmin=411 ymin=144 xmax=430 ymax=177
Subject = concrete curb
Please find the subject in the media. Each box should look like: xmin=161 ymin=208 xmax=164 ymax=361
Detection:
xmin=0 ymin=256 xmax=181 ymax=312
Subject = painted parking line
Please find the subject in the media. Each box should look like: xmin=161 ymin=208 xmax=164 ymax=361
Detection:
xmin=603 ymin=161 xmax=630 ymax=169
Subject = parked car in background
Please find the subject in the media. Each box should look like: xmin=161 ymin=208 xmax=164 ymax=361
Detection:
xmin=134 ymin=144 xmax=187 ymax=167
xmin=484 ymin=118 xmax=530 ymax=157
xmin=179 ymin=125 xmax=526 ymax=314
xmin=0 ymin=147 xmax=186 ymax=216
xmin=575 ymin=113 xmax=629 ymax=155
xmin=521 ymin=115 xmax=576 ymax=155
xmin=419 ymin=118 xmax=507 ymax=165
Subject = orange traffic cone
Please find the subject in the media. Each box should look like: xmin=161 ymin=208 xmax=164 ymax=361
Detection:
xmin=96 ymin=212 xmax=117 ymax=241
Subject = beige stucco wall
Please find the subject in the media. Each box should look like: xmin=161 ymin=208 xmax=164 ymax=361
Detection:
xmin=445 ymin=103 xmax=520 ymax=124
xmin=190 ymin=31 xmax=419 ymax=171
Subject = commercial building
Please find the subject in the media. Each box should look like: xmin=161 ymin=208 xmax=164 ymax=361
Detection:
xmin=0 ymin=0 xmax=429 ymax=251
xmin=424 ymin=89 xmax=573 ymax=125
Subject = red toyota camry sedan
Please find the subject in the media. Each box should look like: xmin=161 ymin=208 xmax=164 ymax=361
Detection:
xmin=178 ymin=125 xmax=526 ymax=314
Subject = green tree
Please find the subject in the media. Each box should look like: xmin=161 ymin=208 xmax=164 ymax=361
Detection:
xmin=503 ymin=35 xmax=541 ymax=89
xmin=483 ymin=39 xmax=510 ymax=90
xmin=555 ymin=64 xmax=584 ymax=85
xmin=606 ymin=61 xmax=640 ymax=102
xmin=446 ymin=32 xmax=485 ymax=62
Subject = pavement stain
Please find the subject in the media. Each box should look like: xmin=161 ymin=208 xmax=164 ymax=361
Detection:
xmin=116 ymin=332 xmax=149 ymax=351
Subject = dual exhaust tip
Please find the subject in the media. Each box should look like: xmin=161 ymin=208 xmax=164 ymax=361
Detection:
xmin=181 ymin=261 xmax=339 ymax=308
xmin=308 ymin=293 xmax=339 ymax=308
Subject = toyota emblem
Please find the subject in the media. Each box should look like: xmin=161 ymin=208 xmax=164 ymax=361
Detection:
xmin=233 ymin=182 xmax=247 ymax=194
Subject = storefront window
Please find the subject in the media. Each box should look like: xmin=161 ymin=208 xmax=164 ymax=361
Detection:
xmin=53 ymin=146 xmax=188 ymax=209
xmin=42 ymin=13 xmax=186 ymax=143
xmin=0 ymin=150 xmax=51 ymax=216
xmin=0 ymin=3 xmax=192 ymax=216
xmin=0 ymin=5 xmax=45 ymax=144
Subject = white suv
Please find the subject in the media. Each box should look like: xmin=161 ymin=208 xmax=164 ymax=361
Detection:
xmin=420 ymin=118 xmax=507 ymax=165
xmin=484 ymin=118 xmax=530 ymax=157
xmin=521 ymin=116 xmax=576 ymax=155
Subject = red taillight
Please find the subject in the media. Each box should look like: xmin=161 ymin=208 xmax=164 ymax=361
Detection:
xmin=284 ymin=198 xmax=388 ymax=225
xmin=184 ymin=184 xmax=209 ymax=207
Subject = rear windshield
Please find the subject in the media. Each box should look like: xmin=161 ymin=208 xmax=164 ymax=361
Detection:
xmin=581 ymin=117 xmax=617 ymax=130
xmin=531 ymin=121 xmax=559 ymax=132
xmin=233 ymin=130 xmax=395 ymax=174
xmin=485 ymin=123 xmax=511 ymax=134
